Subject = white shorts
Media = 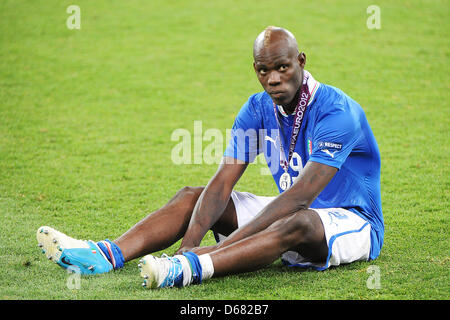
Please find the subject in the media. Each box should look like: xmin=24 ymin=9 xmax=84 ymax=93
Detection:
xmin=217 ymin=191 xmax=371 ymax=270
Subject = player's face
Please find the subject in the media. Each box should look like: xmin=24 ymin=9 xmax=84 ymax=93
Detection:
xmin=253 ymin=44 xmax=305 ymax=108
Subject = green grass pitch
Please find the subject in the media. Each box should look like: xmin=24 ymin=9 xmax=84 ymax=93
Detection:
xmin=0 ymin=0 xmax=448 ymax=300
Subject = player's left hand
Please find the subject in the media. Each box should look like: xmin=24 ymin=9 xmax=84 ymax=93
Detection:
xmin=176 ymin=245 xmax=218 ymax=256
xmin=175 ymin=246 xmax=195 ymax=255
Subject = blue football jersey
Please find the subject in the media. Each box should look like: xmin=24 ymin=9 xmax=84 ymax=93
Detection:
xmin=224 ymin=71 xmax=384 ymax=260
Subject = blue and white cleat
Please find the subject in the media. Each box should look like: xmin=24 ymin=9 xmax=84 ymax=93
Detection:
xmin=36 ymin=226 xmax=113 ymax=275
xmin=138 ymin=254 xmax=183 ymax=289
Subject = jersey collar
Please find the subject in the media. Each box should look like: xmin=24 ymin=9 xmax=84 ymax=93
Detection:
xmin=276 ymin=70 xmax=320 ymax=117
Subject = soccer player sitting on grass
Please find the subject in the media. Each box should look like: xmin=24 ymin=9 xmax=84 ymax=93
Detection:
xmin=37 ymin=26 xmax=384 ymax=289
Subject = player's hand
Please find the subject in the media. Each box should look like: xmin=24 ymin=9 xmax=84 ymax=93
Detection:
xmin=175 ymin=246 xmax=194 ymax=255
xmin=176 ymin=245 xmax=218 ymax=255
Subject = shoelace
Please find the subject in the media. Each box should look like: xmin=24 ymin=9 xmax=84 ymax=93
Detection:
xmin=160 ymin=254 xmax=182 ymax=287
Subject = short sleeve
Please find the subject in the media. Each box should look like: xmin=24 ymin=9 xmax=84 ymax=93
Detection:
xmin=224 ymin=96 xmax=263 ymax=163
xmin=308 ymin=106 xmax=360 ymax=169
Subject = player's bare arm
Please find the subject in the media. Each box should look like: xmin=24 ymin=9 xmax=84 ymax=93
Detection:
xmin=176 ymin=157 xmax=247 ymax=254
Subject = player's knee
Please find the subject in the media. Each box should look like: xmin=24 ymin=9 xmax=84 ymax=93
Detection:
xmin=177 ymin=186 xmax=202 ymax=196
xmin=176 ymin=186 xmax=204 ymax=201
xmin=174 ymin=186 xmax=204 ymax=208
xmin=272 ymin=211 xmax=319 ymax=249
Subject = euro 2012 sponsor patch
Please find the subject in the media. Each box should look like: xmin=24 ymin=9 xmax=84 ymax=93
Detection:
xmin=317 ymin=141 xmax=342 ymax=158
xmin=317 ymin=141 xmax=342 ymax=150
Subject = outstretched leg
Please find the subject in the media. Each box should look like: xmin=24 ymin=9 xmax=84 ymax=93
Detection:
xmin=115 ymin=186 xmax=238 ymax=262
xmin=139 ymin=209 xmax=328 ymax=288
xmin=37 ymin=186 xmax=238 ymax=275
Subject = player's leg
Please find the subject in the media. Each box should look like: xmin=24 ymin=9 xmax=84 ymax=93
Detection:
xmin=139 ymin=209 xmax=327 ymax=288
xmin=37 ymin=186 xmax=239 ymax=274
xmin=207 ymin=209 xmax=327 ymax=276
xmin=115 ymin=186 xmax=238 ymax=262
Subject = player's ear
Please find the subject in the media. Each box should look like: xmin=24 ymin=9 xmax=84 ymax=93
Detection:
xmin=253 ymin=61 xmax=257 ymax=72
xmin=298 ymin=52 xmax=306 ymax=68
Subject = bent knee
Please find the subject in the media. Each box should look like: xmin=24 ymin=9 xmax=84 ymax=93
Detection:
xmin=177 ymin=186 xmax=204 ymax=197
xmin=271 ymin=210 xmax=324 ymax=248
xmin=173 ymin=186 xmax=204 ymax=207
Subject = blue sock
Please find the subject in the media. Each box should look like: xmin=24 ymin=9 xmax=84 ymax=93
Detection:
xmin=182 ymin=252 xmax=203 ymax=285
xmin=97 ymin=239 xmax=125 ymax=269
